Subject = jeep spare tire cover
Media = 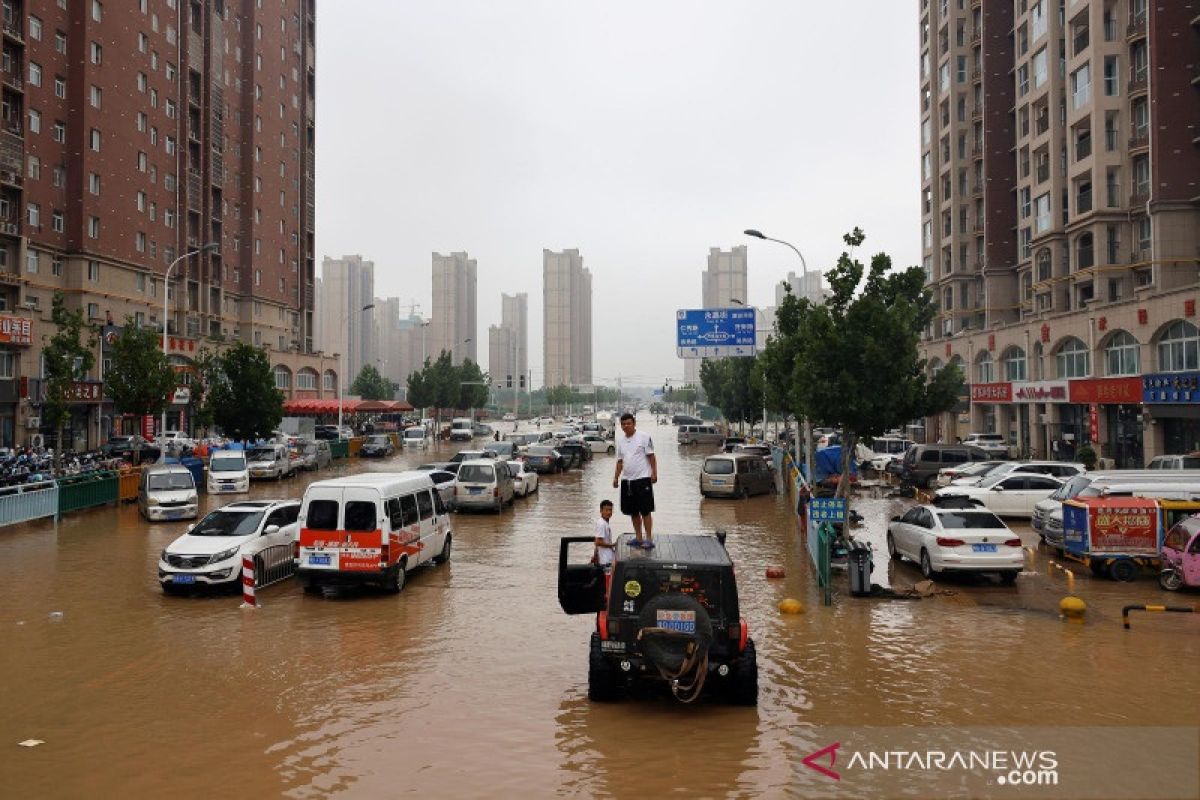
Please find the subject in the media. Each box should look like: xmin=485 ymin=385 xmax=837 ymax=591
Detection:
xmin=638 ymin=593 xmax=713 ymax=673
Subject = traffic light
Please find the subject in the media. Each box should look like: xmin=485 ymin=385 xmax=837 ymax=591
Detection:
xmin=519 ymin=374 xmax=525 ymax=389
xmin=507 ymin=374 xmax=512 ymax=388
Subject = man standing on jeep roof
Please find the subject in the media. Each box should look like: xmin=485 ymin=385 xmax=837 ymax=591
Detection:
xmin=613 ymin=412 xmax=657 ymax=549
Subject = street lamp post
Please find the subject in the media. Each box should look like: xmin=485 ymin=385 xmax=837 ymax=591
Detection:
xmin=743 ymin=228 xmax=815 ymax=488
xmin=338 ymin=302 xmax=375 ymax=433
xmin=161 ymin=242 xmax=218 ymax=438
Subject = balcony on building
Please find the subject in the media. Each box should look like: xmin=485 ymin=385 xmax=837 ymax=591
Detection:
xmin=1127 ymin=66 xmax=1148 ymax=95
xmin=1126 ymin=11 xmax=1147 ymax=40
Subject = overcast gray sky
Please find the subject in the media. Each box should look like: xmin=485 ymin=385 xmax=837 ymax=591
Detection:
xmin=315 ymin=1 xmax=919 ymax=388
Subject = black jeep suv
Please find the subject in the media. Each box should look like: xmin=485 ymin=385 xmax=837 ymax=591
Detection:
xmin=557 ymin=532 xmax=757 ymax=705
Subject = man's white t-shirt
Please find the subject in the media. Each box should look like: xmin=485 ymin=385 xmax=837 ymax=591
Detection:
xmin=617 ymin=430 xmax=655 ymax=481
xmin=595 ymin=517 xmax=614 ymax=566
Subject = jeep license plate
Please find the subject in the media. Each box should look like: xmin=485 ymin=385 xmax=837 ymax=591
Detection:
xmin=711 ymin=479 xmax=725 ymax=485
xmin=971 ymin=544 xmax=997 ymax=553
xmin=656 ymin=609 xmax=696 ymax=634
xmin=173 ymin=574 xmax=196 ymax=584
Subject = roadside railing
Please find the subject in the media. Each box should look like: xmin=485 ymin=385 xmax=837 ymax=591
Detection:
xmin=0 ymin=480 xmax=59 ymax=528
xmin=253 ymin=544 xmax=296 ymax=588
xmin=56 ymin=471 xmax=119 ymax=514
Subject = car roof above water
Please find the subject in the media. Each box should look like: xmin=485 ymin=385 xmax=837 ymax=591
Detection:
xmin=612 ymin=533 xmax=732 ymax=567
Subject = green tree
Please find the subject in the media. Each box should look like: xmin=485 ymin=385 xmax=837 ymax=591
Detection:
xmin=104 ymin=319 xmax=176 ymax=463
xmin=209 ymin=342 xmax=283 ymax=442
xmin=41 ymin=293 xmax=97 ymax=462
xmin=189 ymin=348 xmax=220 ymax=438
xmin=406 ymin=361 xmax=431 ymax=413
xmin=457 ymin=358 xmax=488 ymax=409
xmin=763 ymin=229 xmax=961 ymax=498
xmin=699 ymin=358 xmax=762 ymax=432
xmin=350 ymin=363 xmax=392 ymax=400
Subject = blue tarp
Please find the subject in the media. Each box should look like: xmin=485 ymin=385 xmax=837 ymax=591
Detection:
xmin=814 ymin=445 xmax=858 ymax=484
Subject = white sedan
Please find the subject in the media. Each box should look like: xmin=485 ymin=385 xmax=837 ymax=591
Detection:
xmin=887 ymin=504 xmax=1024 ymax=582
xmin=944 ymin=460 xmax=1085 ymax=488
xmin=583 ymin=434 xmax=615 ymax=455
xmin=935 ymin=460 xmax=1004 ymax=487
xmin=934 ymin=473 xmax=1064 ymax=518
xmin=507 ymin=460 xmax=539 ymax=497
xmin=158 ymin=500 xmax=301 ymax=593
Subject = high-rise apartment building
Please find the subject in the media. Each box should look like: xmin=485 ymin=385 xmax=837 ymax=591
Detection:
xmin=375 ymin=298 xmax=425 ymax=398
xmin=918 ymin=0 xmax=1200 ymax=465
xmin=316 ymin=255 xmax=375 ymax=382
xmin=683 ymin=246 xmax=749 ymax=384
xmin=489 ymin=291 xmax=527 ymax=391
xmin=430 ymin=251 xmax=477 ymax=365
xmin=0 ymin=0 xmax=322 ymax=447
xmin=543 ymin=248 xmax=591 ymax=388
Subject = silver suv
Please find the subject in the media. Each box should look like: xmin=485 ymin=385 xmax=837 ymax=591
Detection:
xmin=963 ymin=433 xmax=1010 ymax=458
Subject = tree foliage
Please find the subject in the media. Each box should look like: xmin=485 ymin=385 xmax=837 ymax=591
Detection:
xmin=699 ymin=358 xmax=762 ymax=429
xmin=761 ymin=228 xmax=962 ymax=496
xmin=209 ymin=342 xmax=283 ymax=441
xmin=189 ymin=348 xmax=220 ymax=437
xmin=42 ymin=293 xmax=97 ymax=457
xmin=105 ymin=320 xmax=176 ymax=422
xmin=404 ymin=351 xmax=488 ymax=430
xmin=350 ymin=363 xmax=393 ymax=401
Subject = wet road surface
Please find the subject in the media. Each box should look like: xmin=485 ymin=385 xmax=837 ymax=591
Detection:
xmin=2 ymin=417 xmax=1198 ymax=797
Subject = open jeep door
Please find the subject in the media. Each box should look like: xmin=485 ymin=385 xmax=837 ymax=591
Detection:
xmin=558 ymin=536 xmax=606 ymax=614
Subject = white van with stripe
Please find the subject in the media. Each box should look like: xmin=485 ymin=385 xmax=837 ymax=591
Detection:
xmin=297 ymin=472 xmax=452 ymax=593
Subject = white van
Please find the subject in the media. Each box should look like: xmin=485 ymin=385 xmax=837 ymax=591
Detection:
xmin=207 ymin=449 xmax=250 ymax=494
xmin=402 ymin=426 xmax=428 ymax=449
xmin=449 ymin=417 xmax=473 ymax=442
xmin=139 ymin=464 xmax=199 ymax=521
xmin=453 ymin=458 xmax=515 ymax=512
xmin=247 ymin=443 xmax=293 ymax=480
xmin=297 ymin=472 xmax=452 ymax=593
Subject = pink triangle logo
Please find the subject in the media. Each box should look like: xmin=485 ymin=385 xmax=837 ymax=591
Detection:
xmin=801 ymin=742 xmax=841 ymax=781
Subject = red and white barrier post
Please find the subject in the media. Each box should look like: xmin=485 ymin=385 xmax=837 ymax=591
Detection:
xmin=240 ymin=555 xmax=259 ymax=609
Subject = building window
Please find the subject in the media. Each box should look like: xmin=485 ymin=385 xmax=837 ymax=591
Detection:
xmin=137 ymin=72 xmax=147 ymax=93
xmin=1071 ymin=64 xmax=1091 ymax=110
xmin=0 ymin=351 xmax=14 ymax=379
xmin=88 ymin=217 xmax=100 ymax=239
xmin=26 ymin=203 xmax=39 ymax=229
xmin=92 ymin=1 xmax=102 ymax=22
xmin=54 ymin=76 xmax=66 ymax=99
xmin=55 ymin=31 xmax=66 ymax=53
xmin=297 ymin=370 xmax=316 ymax=390
xmin=28 ymin=63 xmax=41 ymax=87
xmin=135 ymin=231 xmax=146 ymax=252
xmin=52 ymin=121 xmax=65 ymax=143
xmin=137 ymin=152 xmax=147 ymax=172
xmin=1104 ymin=331 xmax=1140 ymax=376
xmin=90 ymin=85 xmax=102 ymax=108
xmin=975 ymin=352 xmax=995 ymax=384
xmin=87 ymin=303 xmax=99 ymax=320
xmin=25 ymin=249 xmax=38 ymax=273
xmin=90 ymin=41 xmax=102 ymax=64
xmin=1034 ymin=193 xmax=1051 ymax=233
xmin=1003 ymin=347 xmax=1027 ymax=382
xmin=323 ymin=371 xmax=335 ymax=392
xmin=52 ymin=210 xmax=63 ymax=233
xmin=51 ymin=256 xmax=62 ymax=276
xmin=1031 ymin=48 xmax=1047 ymax=89
xmin=88 ymin=173 xmax=100 ymax=194
xmin=1056 ymin=337 xmax=1090 ymax=379
xmin=89 ymin=129 xmax=101 ymax=151
xmin=28 ymin=15 xmax=43 ymax=40
xmin=254 ymin=270 xmax=261 ymax=286
xmin=27 ymin=155 xmax=39 ymax=180
xmin=1157 ymin=320 xmax=1200 ymax=372
xmin=52 ymin=166 xmax=64 ymax=187
xmin=28 ymin=109 xmax=40 ymax=134
xmin=136 ymin=273 xmax=146 ymax=293
xmin=88 ymin=261 xmax=100 ymax=281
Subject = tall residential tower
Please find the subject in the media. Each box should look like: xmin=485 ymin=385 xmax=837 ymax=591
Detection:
xmin=543 ymin=249 xmax=591 ymax=388
xmin=430 ymin=251 xmax=477 ymax=365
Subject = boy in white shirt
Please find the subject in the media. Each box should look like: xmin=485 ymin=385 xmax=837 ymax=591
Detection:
xmin=594 ymin=500 xmax=615 ymax=570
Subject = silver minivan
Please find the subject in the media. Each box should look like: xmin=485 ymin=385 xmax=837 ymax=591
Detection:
xmin=139 ymin=464 xmax=199 ymax=521
xmin=678 ymin=424 xmax=723 ymax=445
xmin=700 ymin=453 xmax=775 ymax=498
xmin=453 ymin=459 xmax=515 ymax=512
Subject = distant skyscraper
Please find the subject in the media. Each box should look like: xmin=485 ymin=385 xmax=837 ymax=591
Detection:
xmin=778 ymin=270 xmax=828 ymax=305
xmin=490 ymin=292 xmax=528 ymax=390
xmin=684 ymin=246 xmax=749 ymax=384
xmin=316 ymin=255 xmax=376 ymax=382
xmin=430 ymin=252 xmax=478 ymax=365
xmin=543 ymin=249 xmax=592 ymax=388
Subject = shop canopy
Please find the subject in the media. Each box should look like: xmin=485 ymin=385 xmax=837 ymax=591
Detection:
xmin=281 ymin=398 xmax=413 ymax=415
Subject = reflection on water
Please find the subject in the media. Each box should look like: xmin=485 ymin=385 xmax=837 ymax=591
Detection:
xmin=0 ymin=419 xmax=1197 ymax=797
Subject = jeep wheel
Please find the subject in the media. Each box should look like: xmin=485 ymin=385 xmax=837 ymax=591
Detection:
xmin=728 ymin=639 xmax=758 ymax=706
xmin=384 ymin=560 xmax=407 ymax=594
xmin=435 ymin=534 xmax=452 ymax=564
xmin=588 ymin=633 xmax=621 ymax=702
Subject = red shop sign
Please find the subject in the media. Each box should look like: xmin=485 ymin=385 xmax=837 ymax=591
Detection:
xmin=970 ymin=382 xmax=1013 ymax=403
xmin=1069 ymin=377 xmax=1143 ymax=405
xmin=1089 ymin=404 xmax=1099 ymax=443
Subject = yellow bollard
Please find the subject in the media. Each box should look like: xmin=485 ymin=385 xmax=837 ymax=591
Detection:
xmin=778 ymin=598 xmax=805 ymax=615
xmin=1060 ymin=596 xmax=1086 ymax=623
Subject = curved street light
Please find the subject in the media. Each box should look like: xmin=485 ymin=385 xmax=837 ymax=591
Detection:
xmin=161 ymin=242 xmax=219 ymax=439
xmin=338 ymin=302 xmax=375 ymax=433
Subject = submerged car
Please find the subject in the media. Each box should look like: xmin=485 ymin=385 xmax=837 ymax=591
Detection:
xmin=359 ymin=434 xmax=395 ymax=458
xmin=158 ymin=500 xmax=301 ymax=593
xmin=525 ymin=445 xmax=565 ymax=474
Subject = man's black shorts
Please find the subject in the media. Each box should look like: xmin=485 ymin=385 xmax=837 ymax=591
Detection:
xmin=620 ymin=477 xmax=655 ymax=516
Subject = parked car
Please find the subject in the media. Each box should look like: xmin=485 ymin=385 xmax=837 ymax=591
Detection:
xmin=1146 ymin=453 xmax=1200 ymax=470
xmin=962 ymin=432 xmax=1011 ymax=459
xmin=700 ymin=453 xmax=775 ymax=498
xmin=864 ymin=437 xmax=914 ymax=471
xmin=157 ymin=430 xmax=196 ymax=450
xmin=671 ymin=414 xmax=703 ymax=426
xmin=899 ymin=444 xmax=992 ymax=489
xmin=944 ymin=460 xmax=1085 ymax=487
xmin=489 ymin=441 xmax=518 ymax=459
xmin=314 ymin=425 xmax=340 ymax=441
xmin=158 ymin=500 xmax=301 ymax=594
xmin=139 ymin=464 xmax=200 ymax=522
xmin=105 ymin=435 xmax=161 ymax=463
xmin=425 ymin=468 xmax=458 ymax=508
xmin=402 ymin=426 xmax=429 ymax=449
xmin=525 ymin=445 xmax=565 ymax=474
xmin=934 ymin=460 xmax=1005 ymax=487
xmin=247 ymin=444 xmax=294 ymax=481
xmin=360 ymin=434 xmax=395 ymax=458
xmin=454 ymin=459 xmax=515 ymax=512
xmin=297 ymin=440 xmax=331 ymax=471
xmin=417 ymin=461 xmax=460 ymax=475
xmin=448 ymin=448 xmax=499 ymax=464
xmin=720 ymin=436 xmax=747 ymax=453
xmin=207 ymin=449 xmax=250 ymax=494
xmin=583 ymin=434 xmax=614 ymax=455
xmin=678 ymin=424 xmax=723 ymax=445
xmin=557 ymin=441 xmax=591 ymax=468
xmin=934 ymin=473 xmax=1063 ymax=518
xmin=734 ymin=443 xmax=772 ymax=458
xmin=886 ymin=504 xmax=1023 ymax=582
xmin=507 ymin=460 xmax=539 ymax=497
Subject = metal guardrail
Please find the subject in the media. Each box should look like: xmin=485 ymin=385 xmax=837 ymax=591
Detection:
xmin=808 ymin=521 xmax=833 ymax=607
xmin=1122 ymin=604 xmax=1195 ymax=630
xmin=0 ymin=480 xmax=59 ymax=528
xmin=253 ymin=544 xmax=296 ymax=588
xmin=57 ymin=471 xmax=118 ymax=514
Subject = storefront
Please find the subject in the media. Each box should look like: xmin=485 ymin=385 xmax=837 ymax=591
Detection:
xmin=1069 ymin=377 xmax=1144 ymax=468
xmin=1012 ymin=380 xmax=1071 ymax=460
xmin=0 ymin=313 xmax=33 ymax=448
xmin=1143 ymin=371 xmax=1200 ymax=455
xmin=970 ymin=381 xmax=1012 ymax=444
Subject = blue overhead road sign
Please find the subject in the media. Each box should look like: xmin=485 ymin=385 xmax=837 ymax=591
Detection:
xmin=676 ymin=308 xmax=758 ymax=358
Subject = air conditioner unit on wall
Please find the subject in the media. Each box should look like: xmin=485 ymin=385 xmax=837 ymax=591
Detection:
xmin=25 ymin=416 xmax=40 ymax=429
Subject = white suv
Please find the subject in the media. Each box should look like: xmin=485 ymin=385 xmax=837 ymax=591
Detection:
xmin=963 ymin=433 xmax=1010 ymax=458
xmin=158 ymin=500 xmax=301 ymax=593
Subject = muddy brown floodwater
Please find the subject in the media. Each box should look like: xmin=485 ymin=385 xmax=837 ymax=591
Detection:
xmin=1 ymin=417 xmax=1198 ymax=798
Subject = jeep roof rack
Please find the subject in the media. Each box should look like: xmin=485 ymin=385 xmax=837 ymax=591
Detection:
xmin=614 ymin=533 xmax=731 ymax=567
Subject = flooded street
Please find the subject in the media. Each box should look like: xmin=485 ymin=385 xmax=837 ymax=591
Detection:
xmin=2 ymin=418 xmax=1198 ymax=798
